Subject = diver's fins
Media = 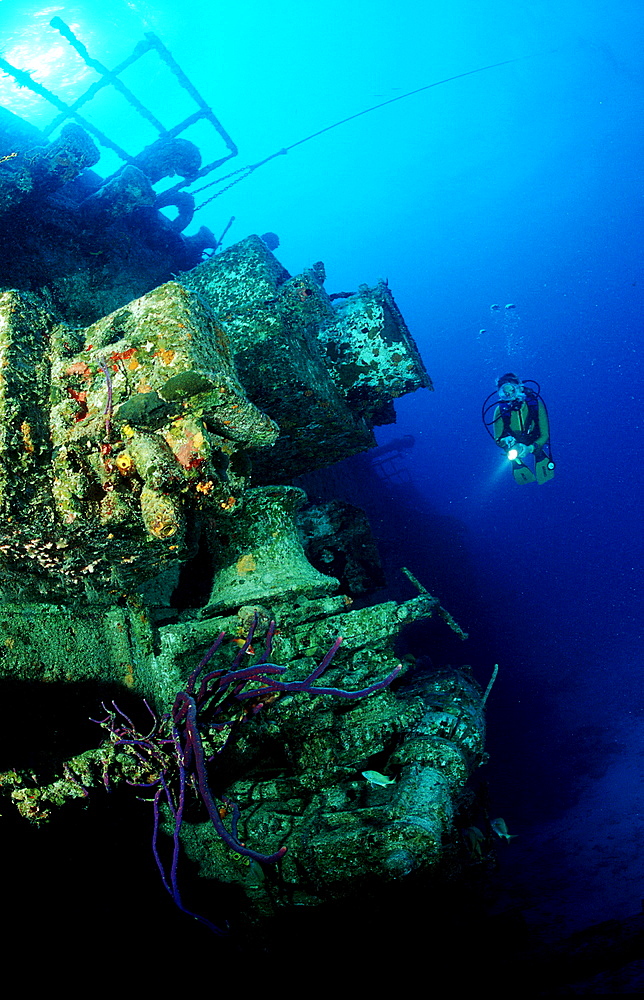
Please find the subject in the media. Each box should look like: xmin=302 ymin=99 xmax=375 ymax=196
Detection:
xmin=535 ymin=456 xmax=556 ymax=484
xmin=512 ymin=462 xmax=536 ymax=484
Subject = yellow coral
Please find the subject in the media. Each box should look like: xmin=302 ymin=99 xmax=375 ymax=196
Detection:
xmin=236 ymin=553 xmax=256 ymax=574
xmin=20 ymin=420 xmax=35 ymax=454
xmin=140 ymin=486 xmax=182 ymax=540
xmin=115 ymin=452 xmax=134 ymax=474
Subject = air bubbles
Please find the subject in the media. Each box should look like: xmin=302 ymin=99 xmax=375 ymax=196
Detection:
xmin=480 ymin=301 xmax=524 ymax=357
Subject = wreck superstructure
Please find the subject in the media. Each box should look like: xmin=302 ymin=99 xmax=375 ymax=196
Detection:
xmin=0 ymin=18 xmax=488 ymax=936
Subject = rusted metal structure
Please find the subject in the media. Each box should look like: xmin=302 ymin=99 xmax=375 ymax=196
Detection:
xmin=0 ymin=16 xmax=238 ymax=193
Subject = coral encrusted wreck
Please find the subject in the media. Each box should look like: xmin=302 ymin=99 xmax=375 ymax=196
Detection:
xmin=0 ymin=111 xmax=486 ymax=932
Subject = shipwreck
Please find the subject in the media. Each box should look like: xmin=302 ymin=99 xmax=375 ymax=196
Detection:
xmin=0 ymin=18 xmax=489 ymax=940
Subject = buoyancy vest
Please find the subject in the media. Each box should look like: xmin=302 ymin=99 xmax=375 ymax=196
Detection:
xmin=496 ymin=391 xmax=541 ymax=445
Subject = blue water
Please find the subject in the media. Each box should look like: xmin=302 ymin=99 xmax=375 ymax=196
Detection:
xmin=1 ymin=0 xmax=642 ymax=964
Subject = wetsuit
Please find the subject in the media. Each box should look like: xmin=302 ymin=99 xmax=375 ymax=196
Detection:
xmin=493 ymin=391 xmax=549 ymax=455
xmin=493 ymin=390 xmax=553 ymax=483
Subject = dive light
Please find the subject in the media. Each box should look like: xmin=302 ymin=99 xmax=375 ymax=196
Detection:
xmin=507 ymin=447 xmax=519 ymax=461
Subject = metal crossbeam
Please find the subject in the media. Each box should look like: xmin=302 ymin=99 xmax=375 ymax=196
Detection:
xmin=0 ymin=17 xmax=238 ymax=189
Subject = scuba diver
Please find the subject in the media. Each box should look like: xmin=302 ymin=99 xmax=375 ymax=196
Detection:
xmin=482 ymin=373 xmax=556 ymax=484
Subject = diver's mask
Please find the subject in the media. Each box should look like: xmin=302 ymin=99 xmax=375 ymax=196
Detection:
xmin=499 ymin=382 xmax=525 ymax=402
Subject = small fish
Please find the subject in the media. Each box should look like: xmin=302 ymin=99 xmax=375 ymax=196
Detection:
xmin=361 ymin=769 xmax=396 ymax=787
xmin=478 ymin=328 xmax=486 ymax=335
xmin=504 ymin=303 xmax=516 ymax=310
xmin=463 ymin=826 xmax=486 ymax=858
xmin=490 ymin=303 xmax=500 ymax=311
xmin=491 ymin=817 xmax=517 ymax=840
xmin=231 ymin=638 xmax=255 ymax=655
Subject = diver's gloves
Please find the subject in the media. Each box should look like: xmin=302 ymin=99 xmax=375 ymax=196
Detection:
xmin=500 ymin=436 xmax=516 ymax=449
xmin=512 ymin=443 xmax=534 ymax=459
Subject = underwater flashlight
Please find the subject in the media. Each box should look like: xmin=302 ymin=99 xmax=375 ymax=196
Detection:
xmin=507 ymin=447 xmax=519 ymax=461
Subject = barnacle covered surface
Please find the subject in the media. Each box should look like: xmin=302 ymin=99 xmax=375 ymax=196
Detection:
xmin=182 ymin=236 xmax=433 ymax=481
xmin=0 ymin=280 xmax=279 ymax=602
